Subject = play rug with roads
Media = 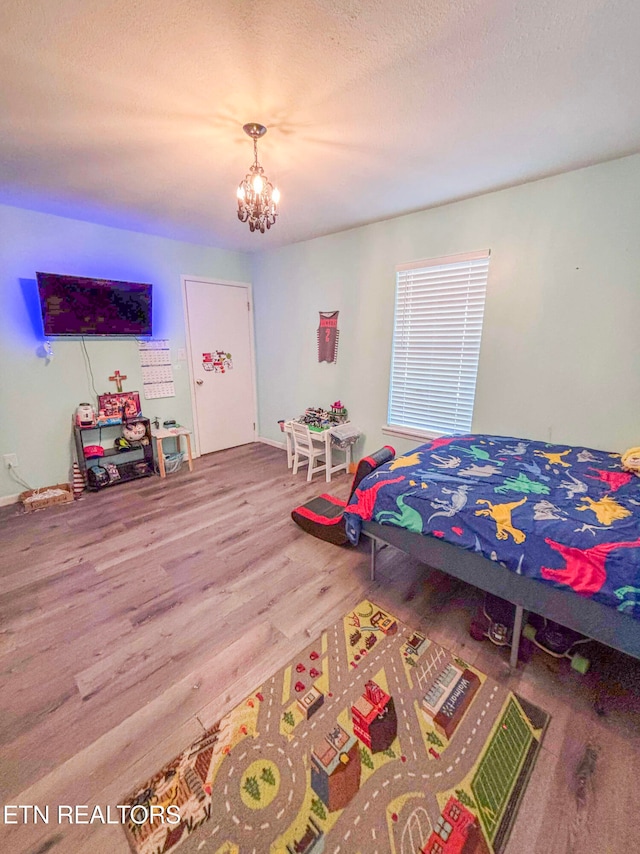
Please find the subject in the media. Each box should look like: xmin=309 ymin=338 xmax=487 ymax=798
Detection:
xmin=122 ymin=600 xmax=548 ymax=854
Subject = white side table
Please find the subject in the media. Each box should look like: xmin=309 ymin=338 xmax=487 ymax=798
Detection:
xmin=151 ymin=427 xmax=194 ymax=478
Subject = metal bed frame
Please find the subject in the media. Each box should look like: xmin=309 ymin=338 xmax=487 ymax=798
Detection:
xmin=363 ymin=520 xmax=640 ymax=669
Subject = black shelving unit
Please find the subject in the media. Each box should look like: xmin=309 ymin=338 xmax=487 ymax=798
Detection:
xmin=74 ymin=418 xmax=154 ymax=490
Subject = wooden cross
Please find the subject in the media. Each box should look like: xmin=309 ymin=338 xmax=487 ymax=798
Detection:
xmin=109 ymin=370 xmax=127 ymax=393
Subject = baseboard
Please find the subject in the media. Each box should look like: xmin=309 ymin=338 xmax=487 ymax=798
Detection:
xmin=258 ymin=436 xmax=286 ymax=450
xmin=0 ymin=492 xmax=21 ymax=507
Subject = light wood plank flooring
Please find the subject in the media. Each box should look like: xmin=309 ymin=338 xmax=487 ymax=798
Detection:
xmin=1 ymin=443 xmax=639 ymax=853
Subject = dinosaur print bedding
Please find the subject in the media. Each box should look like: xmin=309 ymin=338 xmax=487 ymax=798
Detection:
xmin=344 ymin=434 xmax=640 ymax=619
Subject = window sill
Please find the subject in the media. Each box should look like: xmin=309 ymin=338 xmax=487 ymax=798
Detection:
xmin=381 ymin=424 xmax=446 ymax=442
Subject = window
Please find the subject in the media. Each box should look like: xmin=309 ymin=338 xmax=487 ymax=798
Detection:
xmin=435 ymin=816 xmax=453 ymax=841
xmin=387 ymin=250 xmax=490 ymax=438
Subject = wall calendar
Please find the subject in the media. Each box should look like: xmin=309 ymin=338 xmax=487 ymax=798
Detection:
xmin=138 ymin=340 xmax=176 ymax=399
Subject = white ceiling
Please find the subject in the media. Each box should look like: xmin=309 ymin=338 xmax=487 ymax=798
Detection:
xmin=2 ymin=0 xmax=640 ymax=253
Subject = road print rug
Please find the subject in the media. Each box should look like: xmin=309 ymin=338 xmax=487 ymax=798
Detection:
xmin=122 ymin=600 xmax=548 ymax=854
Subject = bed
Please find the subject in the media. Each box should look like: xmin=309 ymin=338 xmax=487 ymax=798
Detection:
xmin=343 ymin=434 xmax=640 ymax=667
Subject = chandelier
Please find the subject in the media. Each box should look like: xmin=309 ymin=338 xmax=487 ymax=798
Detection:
xmin=236 ymin=123 xmax=280 ymax=233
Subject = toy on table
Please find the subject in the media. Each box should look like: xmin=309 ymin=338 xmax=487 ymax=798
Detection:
xmin=330 ymin=400 xmax=348 ymax=418
xmin=297 ymin=403 xmax=349 ymax=432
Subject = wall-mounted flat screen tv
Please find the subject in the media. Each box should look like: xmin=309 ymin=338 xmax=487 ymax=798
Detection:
xmin=36 ymin=272 xmax=153 ymax=336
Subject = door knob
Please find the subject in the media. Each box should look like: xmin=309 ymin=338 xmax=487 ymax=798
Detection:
xmin=196 ymin=379 xmax=204 ymax=385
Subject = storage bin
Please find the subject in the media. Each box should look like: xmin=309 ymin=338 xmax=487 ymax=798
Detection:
xmin=20 ymin=482 xmax=74 ymax=512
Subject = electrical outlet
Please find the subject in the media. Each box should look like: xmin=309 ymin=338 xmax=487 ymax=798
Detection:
xmin=3 ymin=453 xmax=18 ymax=469
xmin=177 ymin=348 xmax=187 ymax=361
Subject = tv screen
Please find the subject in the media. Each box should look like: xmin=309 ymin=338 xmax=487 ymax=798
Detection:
xmin=36 ymin=272 xmax=153 ymax=336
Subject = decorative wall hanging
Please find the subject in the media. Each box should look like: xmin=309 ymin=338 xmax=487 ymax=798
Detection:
xmin=108 ymin=369 xmax=127 ymax=393
xmin=317 ymin=311 xmax=340 ymax=363
xmin=203 ymin=351 xmax=233 ymax=373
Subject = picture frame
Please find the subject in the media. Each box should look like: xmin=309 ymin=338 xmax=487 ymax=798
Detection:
xmin=98 ymin=391 xmax=142 ymax=421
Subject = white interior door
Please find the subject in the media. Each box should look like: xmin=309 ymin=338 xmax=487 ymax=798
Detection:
xmin=184 ymin=278 xmax=256 ymax=455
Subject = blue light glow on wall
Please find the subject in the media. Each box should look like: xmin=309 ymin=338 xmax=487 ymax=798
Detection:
xmin=0 ymin=199 xmax=251 ymax=497
xmin=19 ymin=277 xmax=46 ymax=340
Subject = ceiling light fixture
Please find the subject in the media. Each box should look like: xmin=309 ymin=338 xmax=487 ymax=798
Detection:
xmin=236 ymin=123 xmax=280 ymax=233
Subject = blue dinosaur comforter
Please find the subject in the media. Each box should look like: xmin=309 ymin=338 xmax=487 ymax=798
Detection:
xmin=344 ymin=434 xmax=640 ymax=619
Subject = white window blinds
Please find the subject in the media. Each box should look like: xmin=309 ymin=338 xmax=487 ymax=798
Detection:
xmin=388 ymin=250 xmax=490 ymax=436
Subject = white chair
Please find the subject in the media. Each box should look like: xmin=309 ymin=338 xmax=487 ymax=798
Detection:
xmin=290 ymin=421 xmax=327 ymax=481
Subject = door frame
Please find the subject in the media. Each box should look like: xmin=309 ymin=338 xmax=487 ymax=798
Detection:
xmin=181 ymin=275 xmax=258 ymax=457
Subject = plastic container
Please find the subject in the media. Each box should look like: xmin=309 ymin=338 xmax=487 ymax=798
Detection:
xmin=163 ymin=452 xmax=184 ymax=475
xmin=330 ymin=423 xmax=360 ymax=449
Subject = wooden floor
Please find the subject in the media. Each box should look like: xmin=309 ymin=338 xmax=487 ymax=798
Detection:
xmin=1 ymin=442 xmax=639 ymax=854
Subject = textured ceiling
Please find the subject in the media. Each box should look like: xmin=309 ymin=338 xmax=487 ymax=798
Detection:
xmin=1 ymin=0 xmax=640 ymax=253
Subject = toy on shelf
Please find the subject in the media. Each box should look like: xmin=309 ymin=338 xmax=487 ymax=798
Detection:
xmin=75 ymin=403 xmax=96 ymax=427
xmin=98 ymin=391 xmax=142 ymax=421
xmin=83 ymin=444 xmax=104 ymax=459
xmin=123 ymin=420 xmax=150 ymax=445
xmin=96 ymin=410 xmax=122 ymax=427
